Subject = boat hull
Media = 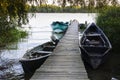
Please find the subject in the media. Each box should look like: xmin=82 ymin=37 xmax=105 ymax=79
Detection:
xmin=51 ymin=32 xmax=64 ymax=45
xmin=20 ymin=54 xmax=50 ymax=73
xmin=80 ymin=47 xmax=107 ymax=69
xmin=79 ymin=23 xmax=112 ymax=69
xmin=19 ymin=42 xmax=55 ymax=73
xmin=51 ymin=21 xmax=68 ymax=32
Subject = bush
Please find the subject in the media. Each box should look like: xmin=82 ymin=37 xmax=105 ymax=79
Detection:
xmin=96 ymin=6 xmax=120 ymax=53
xmin=0 ymin=28 xmax=28 ymax=46
xmin=0 ymin=15 xmax=28 ymax=46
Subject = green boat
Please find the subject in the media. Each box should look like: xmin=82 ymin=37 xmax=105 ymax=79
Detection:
xmin=51 ymin=32 xmax=64 ymax=45
xmin=51 ymin=21 xmax=69 ymax=32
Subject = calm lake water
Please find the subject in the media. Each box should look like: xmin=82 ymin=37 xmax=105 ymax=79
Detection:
xmin=0 ymin=13 xmax=96 ymax=59
xmin=0 ymin=13 xmax=119 ymax=80
xmin=0 ymin=13 xmax=96 ymax=79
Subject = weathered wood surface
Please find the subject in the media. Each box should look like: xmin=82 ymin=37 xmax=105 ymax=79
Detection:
xmin=30 ymin=20 xmax=89 ymax=80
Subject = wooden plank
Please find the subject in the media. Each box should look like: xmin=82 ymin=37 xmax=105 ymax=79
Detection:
xmin=30 ymin=20 xmax=89 ymax=80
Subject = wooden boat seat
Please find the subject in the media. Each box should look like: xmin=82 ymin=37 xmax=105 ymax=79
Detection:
xmin=82 ymin=45 xmax=108 ymax=54
xmin=86 ymin=33 xmax=101 ymax=36
xmin=84 ymin=40 xmax=104 ymax=46
xmin=43 ymin=46 xmax=56 ymax=48
xmin=88 ymin=53 xmax=103 ymax=57
xmin=28 ymin=51 xmax=52 ymax=59
xmin=82 ymin=34 xmax=105 ymax=47
xmin=43 ymin=46 xmax=55 ymax=51
xmin=88 ymin=40 xmax=100 ymax=45
xmin=32 ymin=51 xmax=52 ymax=54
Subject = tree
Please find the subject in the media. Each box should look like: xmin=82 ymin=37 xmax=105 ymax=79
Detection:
xmin=28 ymin=0 xmax=48 ymax=6
xmin=57 ymin=0 xmax=67 ymax=7
xmin=0 ymin=0 xmax=119 ymax=30
xmin=67 ymin=0 xmax=85 ymax=7
xmin=0 ymin=0 xmax=48 ymax=29
xmin=0 ymin=0 xmax=30 ymax=45
xmin=111 ymin=0 xmax=118 ymax=6
xmin=88 ymin=0 xmax=95 ymax=9
xmin=0 ymin=0 xmax=28 ymax=28
xmin=71 ymin=0 xmax=119 ymax=9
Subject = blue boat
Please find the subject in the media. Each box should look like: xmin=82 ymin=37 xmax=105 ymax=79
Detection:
xmin=51 ymin=21 xmax=69 ymax=32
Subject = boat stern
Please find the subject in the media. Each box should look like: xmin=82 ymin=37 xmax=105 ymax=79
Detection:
xmin=90 ymin=57 xmax=102 ymax=69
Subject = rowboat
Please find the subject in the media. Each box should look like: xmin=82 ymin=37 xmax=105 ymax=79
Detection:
xmin=79 ymin=23 xmax=112 ymax=69
xmin=51 ymin=21 xmax=69 ymax=32
xmin=51 ymin=21 xmax=68 ymax=45
xmin=51 ymin=31 xmax=65 ymax=45
xmin=19 ymin=42 xmax=55 ymax=73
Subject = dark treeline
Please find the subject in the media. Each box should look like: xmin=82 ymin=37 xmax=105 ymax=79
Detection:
xmin=28 ymin=4 xmax=95 ymax=13
xmin=28 ymin=0 xmax=119 ymax=8
xmin=27 ymin=0 xmax=120 ymax=13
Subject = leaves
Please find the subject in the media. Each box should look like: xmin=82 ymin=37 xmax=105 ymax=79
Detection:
xmin=96 ymin=6 xmax=120 ymax=53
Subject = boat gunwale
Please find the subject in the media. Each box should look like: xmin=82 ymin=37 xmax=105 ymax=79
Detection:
xmin=79 ymin=23 xmax=112 ymax=56
xmin=19 ymin=53 xmax=51 ymax=61
xmin=19 ymin=41 xmax=54 ymax=61
xmin=86 ymin=23 xmax=112 ymax=48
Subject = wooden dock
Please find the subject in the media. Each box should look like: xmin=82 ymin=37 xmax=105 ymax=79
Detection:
xmin=30 ymin=20 xmax=89 ymax=80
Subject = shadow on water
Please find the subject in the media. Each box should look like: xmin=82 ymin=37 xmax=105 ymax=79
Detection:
xmin=24 ymin=72 xmax=35 ymax=80
xmin=109 ymin=53 xmax=120 ymax=80
xmin=83 ymin=51 xmax=120 ymax=80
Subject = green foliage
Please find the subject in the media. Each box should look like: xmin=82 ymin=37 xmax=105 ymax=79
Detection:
xmin=96 ymin=6 xmax=120 ymax=53
xmin=0 ymin=28 xmax=28 ymax=46
xmin=0 ymin=0 xmax=28 ymax=26
xmin=78 ymin=24 xmax=86 ymax=33
xmin=56 ymin=0 xmax=119 ymax=8
xmin=28 ymin=4 xmax=94 ymax=13
xmin=28 ymin=4 xmax=61 ymax=13
xmin=0 ymin=0 xmax=28 ymax=46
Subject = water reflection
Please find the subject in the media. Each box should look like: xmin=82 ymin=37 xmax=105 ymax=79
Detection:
xmin=0 ymin=13 xmax=96 ymax=79
xmin=0 ymin=58 xmax=24 ymax=79
xmin=0 ymin=13 xmax=96 ymax=59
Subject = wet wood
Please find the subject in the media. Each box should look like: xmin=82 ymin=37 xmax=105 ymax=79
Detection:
xmin=30 ymin=20 xmax=89 ymax=80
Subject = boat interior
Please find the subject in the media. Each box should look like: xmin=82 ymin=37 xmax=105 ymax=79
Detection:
xmin=23 ymin=42 xmax=55 ymax=59
xmin=28 ymin=51 xmax=51 ymax=59
xmin=80 ymin=24 xmax=110 ymax=55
